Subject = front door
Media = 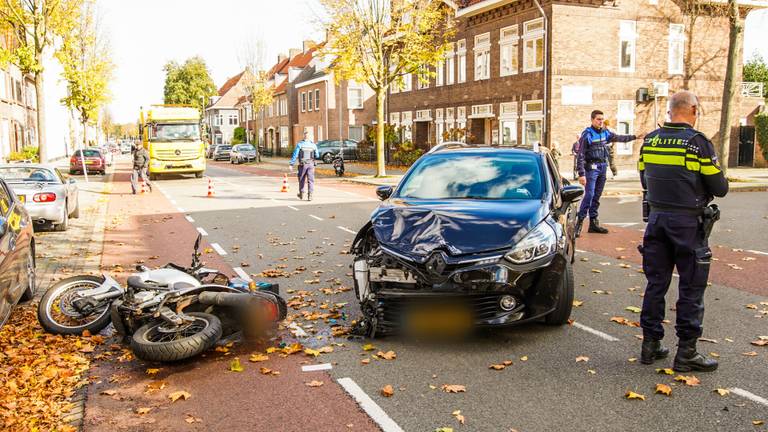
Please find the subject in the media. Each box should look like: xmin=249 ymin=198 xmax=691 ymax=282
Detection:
xmin=738 ymin=126 xmax=755 ymax=167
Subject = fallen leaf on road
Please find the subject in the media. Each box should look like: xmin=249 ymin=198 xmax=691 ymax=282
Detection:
xmin=362 ymin=343 xmax=376 ymax=351
xmin=381 ymin=385 xmax=394 ymax=397
xmin=442 ymin=384 xmax=466 ymax=393
xmin=100 ymin=389 xmax=117 ymax=396
xmin=727 ymin=264 xmax=743 ymax=270
xmin=610 ymin=316 xmax=640 ymax=327
xmin=742 ymin=351 xmax=758 ymax=356
xmin=591 ymin=269 xmax=602 ymax=273
xmin=204 ymin=248 xmax=213 ymax=254
xmin=361 ymin=358 xmax=371 ymax=365
xmin=709 ymin=352 xmax=720 ymax=358
xmin=503 ymin=360 xmax=513 ymax=366
xmin=746 ymin=304 xmax=759 ymax=310
xmin=655 ymin=384 xmax=672 ymax=396
xmin=627 ymin=358 xmax=638 ymax=363
xmin=136 ymin=407 xmax=152 ymax=415
xmin=146 ymin=368 xmax=161 ymax=376
xmin=753 ymin=420 xmax=764 ymax=426
xmin=249 ymin=353 xmax=269 ymax=362
xmin=230 ymin=357 xmax=244 ymax=372
xmin=625 ymin=306 xmax=641 ymax=313
xmin=169 ymin=391 xmax=191 ymax=402
xmin=520 ymin=356 xmax=528 ymax=361
xmin=625 ymin=391 xmax=645 ymax=401
xmin=434 ymin=428 xmax=454 ymax=432
xmin=259 ymin=367 xmax=280 ymax=376
xmin=714 ymin=388 xmax=730 ymax=396
xmin=304 ymin=348 xmax=321 ymax=357
xmin=674 ymin=375 xmax=701 ymax=386
xmin=306 ymin=380 xmax=324 ymax=387
xmin=377 ymin=350 xmax=397 ymax=360
xmin=572 ymin=300 xmax=584 ymax=307
xmin=145 ymin=381 xmax=166 ymax=393
xmin=698 ymin=337 xmax=718 ymax=344
xmin=575 ymin=356 xmax=589 ymax=362
xmin=655 ymin=368 xmax=674 ymax=375
xmin=592 ymin=290 xmax=612 ymax=295
xmin=185 ymin=415 xmax=202 ymax=424
xmin=452 ymin=410 xmax=466 ymax=425
xmin=751 ymin=336 xmax=768 ymax=346
xmin=489 ymin=364 xmax=506 ymax=370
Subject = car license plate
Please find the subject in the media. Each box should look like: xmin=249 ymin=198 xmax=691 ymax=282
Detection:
xmin=85 ymin=160 xmax=95 ymax=165
xmin=405 ymin=303 xmax=473 ymax=336
xmin=18 ymin=194 xmax=25 ymax=203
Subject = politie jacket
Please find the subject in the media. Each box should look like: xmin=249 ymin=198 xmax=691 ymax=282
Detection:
xmin=289 ymin=140 xmax=319 ymax=166
xmin=133 ymin=147 xmax=149 ymax=170
xmin=576 ymin=126 xmax=636 ymax=177
xmin=638 ymin=122 xmax=728 ymax=211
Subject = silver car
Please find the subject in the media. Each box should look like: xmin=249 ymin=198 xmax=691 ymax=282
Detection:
xmin=230 ymin=144 xmax=257 ymax=164
xmin=0 ymin=164 xmax=79 ymax=231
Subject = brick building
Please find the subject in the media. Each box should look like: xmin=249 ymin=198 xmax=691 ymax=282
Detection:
xmin=0 ymin=33 xmax=38 ymax=162
xmin=387 ymin=0 xmax=767 ymax=170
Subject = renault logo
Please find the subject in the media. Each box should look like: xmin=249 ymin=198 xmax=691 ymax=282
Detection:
xmin=425 ymin=252 xmax=447 ymax=276
xmin=174 ymin=149 xmax=182 ymax=156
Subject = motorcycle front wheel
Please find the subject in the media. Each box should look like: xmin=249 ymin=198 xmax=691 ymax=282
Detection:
xmin=130 ymin=312 xmax=222 ymax=362
xmin=38 ymin=275 xmax=112 ymax=335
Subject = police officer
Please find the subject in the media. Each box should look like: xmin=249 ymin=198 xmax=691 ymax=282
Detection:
xmin=289 ymin=131 xmax=319 ymax=201
xmin=131 ymin=144 xmax=152 ymax=194
xmin=575 ymin=110 xmax=643 ymax=236
xmin=638 ymin=90 xmax=728 ymax=372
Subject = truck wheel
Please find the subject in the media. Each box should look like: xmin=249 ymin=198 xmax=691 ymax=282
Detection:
xmin=195 ymin=172 xmax=203 ymax=179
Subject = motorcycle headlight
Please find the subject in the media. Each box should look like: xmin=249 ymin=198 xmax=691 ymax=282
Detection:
xmin=504 ymin=222 xmax=557 ymax=265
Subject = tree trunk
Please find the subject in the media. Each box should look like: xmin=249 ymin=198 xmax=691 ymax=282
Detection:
xmin=375 ymin=88 xmax=386 ymax=177
xmin=83 ymin=117 xmax=88 ymax=147
xmin=34 ymin=71 xmax=47 ymax=163
xmin=717 ymin=0 xmax=742 ymax=175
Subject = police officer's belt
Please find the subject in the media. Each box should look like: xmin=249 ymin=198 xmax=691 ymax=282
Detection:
xmin=649 ymin=204 xmax=704 ymax=216
xmin=586 ymin=159 xmax=607 ymax=164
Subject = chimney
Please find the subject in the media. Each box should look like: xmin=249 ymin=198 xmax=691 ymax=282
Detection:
xmin=277 ymin=53 xmax=287 ymax=63
xmin=303 ymin=40 xmax=316 ymax=53
xmin=289 ymin=48 xmax=302 ymax=59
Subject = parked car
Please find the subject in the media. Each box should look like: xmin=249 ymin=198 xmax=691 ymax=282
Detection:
xmin=350 ymin=144 xmax=584 ymax=337
xmin=317 ymin=139 xmax=358 ymax=164
xmin=212 ymin=145 xmax=232 ymax=161
xmin=207 ymin=144 xmax=220 ymax=159
xmin=230 ymin=144 xmax=257 ymax=164
xmin=120 ymin=141 xmax=132 ymax=154
xmin=0 ymin=177 xmax=36 ymax=329
xmin=70 ymin=149 xmax=106 ymax=175
xmin=0 ymin=164 xmax=80 ymax=231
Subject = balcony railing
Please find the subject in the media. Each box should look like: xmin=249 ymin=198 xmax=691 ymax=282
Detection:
xmin=741 ymin=82 xmax=765 ymax=98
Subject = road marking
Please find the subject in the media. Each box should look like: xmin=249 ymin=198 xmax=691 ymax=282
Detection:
xmin=338 ymin=226 xmax=356 ymax=234
xmin=210 ymin=243 xmax=227 ymax=256
xmin=309 ymin=214 xmax=324 ymax=221
xmin=572 ymin=322 xmax=620 ymax=342
xmin=617 ymin=195 xmax=639 ymax=204
xmin=730 ymin=388 xmax=768 ymax=407
xmin=746 ymin=249 xmax=768 ymax=256
xmin=177 ymin=207 xmax=186 ymax=213
xmin=170 ymin=199 xmax=177 ymax=205
xmin=302 ymin=363 xmax=332 ymax=372
xmin=196 ymin=227 xmax=208 ymax=236
xmin=603 ymin=222 xmax=638 ymax=227
xmin=185 ymin=216 xmax=195 ymax=223
xmin=287 ymin=205 xmax=299 ymax=211
xmin=337 ymin=377 xmax=404 ymax=432
xmin=575 ymin=249 xmax=587 ymax=254
xmin=233 ymin=267 xmax=252 ymax=281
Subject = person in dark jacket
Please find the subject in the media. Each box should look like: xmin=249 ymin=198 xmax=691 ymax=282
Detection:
xmin=575 ymin=110 xmax=644 ymax=236
xmin=637 ymin=90 xmax=728 ymax=372
xmin=131 ymin=144 xmax=152 ymax=194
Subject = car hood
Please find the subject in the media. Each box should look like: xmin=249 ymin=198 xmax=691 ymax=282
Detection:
xmin=371 ymin=198 xmax=549 ymax=259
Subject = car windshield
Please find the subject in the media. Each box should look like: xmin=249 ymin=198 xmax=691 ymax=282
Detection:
xmin=237 ymin=145 xmax=255 ymax=151
xmin=76 ymin=149 xmax=101 ymax=157
xmin=151 ymin=123 xmax=200 ymax=142
xmin=218 ymin=146 xmax=232 ymax=150
xmin=0 ymin=167 xmax=58 ymax=183
xmin=396 ymin=152 xmax=543 ymax=200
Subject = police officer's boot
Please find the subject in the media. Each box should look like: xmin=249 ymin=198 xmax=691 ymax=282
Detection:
xmin=588 ymin=218 xmax=609 ymax=234
xmin=673 ymin=339 xmax=718 ymax=372
xmin=575 ymin=217 xmax=585 ymax=238
xmin=297 ymin=191 xmax=304 ymax=200
xmin=640 ymin=338 xmax=669 ymax=364
xmin=307 ymin=192 xmax=312 ymax=201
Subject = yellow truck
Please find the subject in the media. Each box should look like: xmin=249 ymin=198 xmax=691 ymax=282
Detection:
xmin=140 ymin=105 xmax=205 ymax=180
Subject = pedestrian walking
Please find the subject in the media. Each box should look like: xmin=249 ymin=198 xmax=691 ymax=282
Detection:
xmin=637 ymin=90 xmax=728 ymax=372
xmin=575 ymin=110 xmax=643 ymax=236
xmin=131 ymin=144 xmax=152 ymax=194
xmin=289 ymin=131 xmax=318 ymax=201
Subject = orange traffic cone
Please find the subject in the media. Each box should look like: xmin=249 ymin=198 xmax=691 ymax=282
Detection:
xmin=280 ymin=174 xmax=289 ymax=193
xmin=207 ymin=177 xmax=215 ymax=197
xmin=140 ymin=179 xmax=148 ymax=194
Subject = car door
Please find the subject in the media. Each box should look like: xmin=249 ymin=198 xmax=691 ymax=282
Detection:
xmin=343 ymin=140 xmax=358 ymax=160
xmin=0 ymin=181 xmax=17 ymax=325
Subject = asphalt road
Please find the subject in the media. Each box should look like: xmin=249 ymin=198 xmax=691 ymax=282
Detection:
xmin=150 ymin=162 xmax=768 ymax=432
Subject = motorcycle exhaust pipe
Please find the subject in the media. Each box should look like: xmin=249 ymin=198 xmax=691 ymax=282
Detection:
xmin=197 ymin=292 xmax=251 ymax=307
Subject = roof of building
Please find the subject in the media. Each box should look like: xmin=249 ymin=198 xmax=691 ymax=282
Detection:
xmin=218 ymin=71 xmax=244 ymax=96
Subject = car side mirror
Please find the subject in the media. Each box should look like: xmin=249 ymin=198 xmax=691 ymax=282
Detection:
xmin=376 ymin=186 xmax=393 ymax=201
xmin=68 ymin=178 xmax=77 ymax=184
xmin=561 ymin=185 xmax=584 ymax=203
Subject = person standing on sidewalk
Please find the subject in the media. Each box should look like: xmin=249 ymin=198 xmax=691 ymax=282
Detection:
xmin=575 ymin=110 xmax=643 ymax=237
xmin=637 ymin=90 xmax=728 ymax=372
xmin=289 ymin=131 xmax=318 ymax=201
xmin=131 ymin=144 xmax=152 ymax=194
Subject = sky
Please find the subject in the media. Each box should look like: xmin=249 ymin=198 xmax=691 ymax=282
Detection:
xmin=102 ymin=1 xmax=768 ymax=124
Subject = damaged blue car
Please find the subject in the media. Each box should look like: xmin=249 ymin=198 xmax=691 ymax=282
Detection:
xmin=351 ymin=144 xmax=584 ymax=337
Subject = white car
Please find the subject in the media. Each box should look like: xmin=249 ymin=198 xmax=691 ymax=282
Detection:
xmin=0 ymin=164 xmax=79 ymax=231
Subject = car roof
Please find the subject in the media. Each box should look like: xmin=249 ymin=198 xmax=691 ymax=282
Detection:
xmin=426 ymin=144 xmax=546 ymax=158
xmin=0 ymin=163 xmax=56 ymax=170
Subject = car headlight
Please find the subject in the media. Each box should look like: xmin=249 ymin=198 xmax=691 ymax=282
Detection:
xmin=504 ymin=222 xmax=557 ymax=264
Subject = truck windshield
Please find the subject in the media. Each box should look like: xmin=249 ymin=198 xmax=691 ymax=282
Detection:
xmin=151 ymin=123 xmax=200 ymax=142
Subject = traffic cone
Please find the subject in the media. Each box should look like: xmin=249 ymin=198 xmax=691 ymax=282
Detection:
xmin=140 ymin=179 xmax=148 ymax=194
xmin=280 ymin=174 xmax=289 ymax=193
xmin=206 ymin=177 xmax=215 ymax=197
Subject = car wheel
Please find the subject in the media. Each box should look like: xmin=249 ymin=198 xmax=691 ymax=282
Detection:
xmin=20 ymin=248 xmax=36 ymax=301
xmin=54 ymin=204 xmax=69 ymax=232
xmin=545 ymin=261 xmax=574 ymax=325
xmin=322 ymin=153 xmax=333 ymax=164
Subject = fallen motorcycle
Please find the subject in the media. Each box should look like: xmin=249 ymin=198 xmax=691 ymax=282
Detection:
xmin=37 ymin=234 xmax=286 ymax=362
xmin=332 ymin=151 xmax=345 ymax=177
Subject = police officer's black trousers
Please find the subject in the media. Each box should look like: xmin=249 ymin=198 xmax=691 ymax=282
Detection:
xmin=639 ymin=212 xmax=711 ymax=341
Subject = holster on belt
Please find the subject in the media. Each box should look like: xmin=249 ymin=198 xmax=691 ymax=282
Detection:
xmin=701 ymin=204 xmax=720 ymax=239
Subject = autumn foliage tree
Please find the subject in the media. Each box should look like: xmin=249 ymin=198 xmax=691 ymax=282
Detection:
xmin=319 ymin=0 xmax=454 ymax=176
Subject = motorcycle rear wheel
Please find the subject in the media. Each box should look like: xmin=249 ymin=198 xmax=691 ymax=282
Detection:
xmin=130 ymin=312 xmax=222 ymax=362
xmin=38 ymin=275 xmax=112 ymax=335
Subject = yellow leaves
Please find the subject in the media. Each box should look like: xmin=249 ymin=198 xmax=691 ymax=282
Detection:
xmin=136 ymin=407 xmax=152 ymax=415
xmin=575 ymin=356 xmax=589 ymax=363
xmin=306 ymin=380 xmax=324 ymax=387
xmin=572 ymin=300 xmax=584 ymax=307
xmin=452 ymin=410 xmax=465 ymax=425
xmin=591 ymin=269 xmax=603 ymax=273
xmin=259 ymin=367 xmax=280 ymax=376
xmin=655 ymin=368 xmax=674 ymax=375
xmin=655 ymin=384 xmax=672 ymax=396
xmin=377 ymin=350 xmax=397 ymax=360
xmin=610 ymin=316 xmax=640 ymax=327
xmin=185 ymin=414 xmax=203 ymax=424
xmin=169 ymin=390 xmax=191 ymax=402
xmin=751 ymin=336 xmax=768 ymax=346
xmin=625 ymin=390 xmax=646 ymax=401
xmin=145 ymin=368 xmax=161 ymax=376
xmin=625 ymin=306 xmax=641 ymax=313
xmin=304 ymin=348 xmax=321 ymax=357
xmin=674 ymin=375 xmax=701 ymax=386
xmin=249 ymin=353 xmax=269 ymax=362
xmin=714 ymin=388 xmax=730 ymax=396
xmin=519 ymin=356 xmax=528 ymax=361
xmin=489 ymin=364 xmax=506 ymax=370
xmin=145 ymin=381 xmax=167 ymax=393
xmin=441 ymin=384 xmax=466 ymax=393
xmin=100 ymin=389 xmax=117 ymax=396
xmin=230 ymin=357 xmax=244 ymax=372
xmin=362 ymin=344 xmax=376 ymax=351
xmin=753 ymin=420 xmax=765 ymax=426
xmin=381 ymin=385 xmax=395 ymax=397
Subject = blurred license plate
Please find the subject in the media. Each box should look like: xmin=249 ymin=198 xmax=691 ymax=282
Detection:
xmin=18 ymin=195 xmax=25 ymax=203
xmin=405 ymin=304 xmax=472 ymax=336
xmin=85 ymin=160 xmax=95 ymax=164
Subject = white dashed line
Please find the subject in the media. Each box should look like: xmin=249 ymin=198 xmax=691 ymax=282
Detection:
xmin=287 ymin=205 xmax=299 ymax=211
xmin=302 ymin=363 xmax=332 ymax=372
xmin=603 ymin=222 xmax=638 ymax=227
xmin=210 ymin=243 xmax=227 ymax=256
xmin=177 ymin=207 xmax=186 ymax=213
xmin=233 ymin=267 xmax=252 ymax=281
xmin=309 ymin=214 xmax=324 ymax=221
xmin=575 ymin=249 xmax=587 ymax=254
xmin=337 ymin=377 xmax=404 ymax=432
xmin=746 ymin=249 xmax=768 ymax=256
xmin=185 ymin=216 xmax=194 ymax=223
xmin=729 ymin=388 xmax=768 ymax=407
xmin=196 ymin=227 xmax=208 ymax=236
xmin=338 ymin=226 xmax=356 ymax=234
xmin=572 ymin=322 xmax=620 ymax=342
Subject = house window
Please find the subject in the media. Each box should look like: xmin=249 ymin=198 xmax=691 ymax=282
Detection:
xmin=435 ymin=108 xmax=444 ymax=143
xmin=280 ymin=126 xmax=289 ymax=148
xmin=401 ymin=111 xmax=413 ymax=141
xmin=457 ymin=39 xmax=467 ymax=83
xmin=402 ymin=73 xmax=412 ymax=92
xmin=349 ymin=126 xmax=364 ymax=142
xmin=229 ymin=114 xmax=238 ymax=125
xmin=446 ymin=43 xmax=455 ymax=85
xmin=616 ymin=100 xmax=635 ymax=155
xmin=474 ymin=33 xmax=491 ymax=80
xmin=445 ymin=107 xmax=455 ymax=133
xmin=301 ymin=92 xmax=307 ymax=112
xmin=280 ymin=97 xmax=287 ymax=116
xmin=348 ymin=86 xmax=364 ymax=109
xmin=457 ymin=106 xmax=466 ymax=134
xmin=523 ymin=18 xmax=544 ymax=73
xmin=500 ymin=26 xmax=519 ymax=77
xmin=315 ymin=89 xmax=321 ymax=110
xmin=522 ymin=100 xmax=543 ymax=147
xmin=308 ymin=90 xmax=314 ymax=111
xmin=619 ymin=20 xmax=637 ymax=72
xmin=216 ymin=114 xmax=223 ymax=126
xmin=416 ymin=109 xmax=431 ymax=121
xmin=436 ymin=59 xmax=444 ymax=86
xmin=668 ymin=24 xmax=685 ymax=75
xmin=390 ymin=112 xmax=400 ymax=127
xmin=499 ymin=102 xmax=518 ymax=146
xmin=470 ymin=104 xmax=493 ymax=117
xmin=417 ymin=65 xmax=429 ymax=89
